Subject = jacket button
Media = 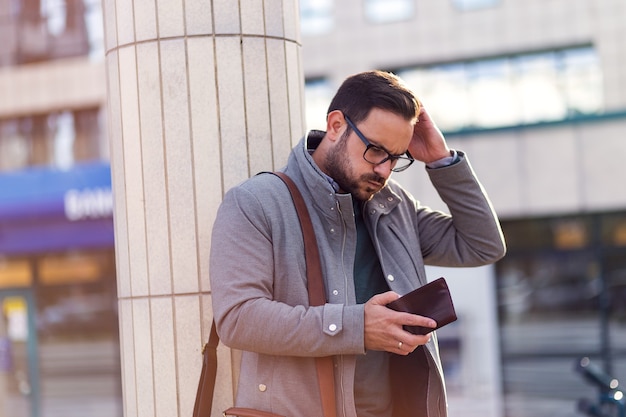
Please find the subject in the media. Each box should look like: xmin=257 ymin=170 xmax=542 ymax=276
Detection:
xmin=328 ymin=324 xmax=337 ymax=332
xmin=258 ymin=384 xmax=267 ymax=392
xmin=387 ymin=274 xmax=395 ymax=282
xmin=332 ymin=289 xmax=339 ymax=295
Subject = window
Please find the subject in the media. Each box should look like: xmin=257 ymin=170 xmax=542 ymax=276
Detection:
xmin=451 ymin=0 xmax=500 ymax=11
xmin=52 ymin=111 xmax=75 ymax=169
xmin=0 ymin=120 xmax=29 ymax=171
xmin=399 ymin=64 xmax=472 ymax=131
xmin=396 ymin=46 xmax=604 ymax=132
xmin=562 ymin=47 xmax=604 ymax=116
xmin=300 ymin=0 xmax=333 ymax=36
xmin=304 ymin=77 xmax=334 ymax=131
xmin=84 ymin=0 xmax=105 ymax=60
xmin=0 ymin=108 xmax=105 ymax=172
xmin=514 ymin=52 xmax=567 ymax=123
xmin=364 ymin=0 xmax=415 ymax=23
xmin=0 ymin=0 xmax=103 ymax=66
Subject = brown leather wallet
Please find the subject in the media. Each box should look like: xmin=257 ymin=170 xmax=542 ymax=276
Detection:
xmin=386 ymin=277 xmax=458 ymax=335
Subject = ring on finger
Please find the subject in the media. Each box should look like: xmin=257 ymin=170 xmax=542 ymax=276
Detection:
xmin=398 ymin=341 xmax=403 ymax=349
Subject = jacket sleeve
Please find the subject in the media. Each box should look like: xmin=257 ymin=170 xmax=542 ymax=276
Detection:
xmin=209 ymin=181 xmax=365 ymax=357
xmin=414 ymin=151 xmax=506 ymax=266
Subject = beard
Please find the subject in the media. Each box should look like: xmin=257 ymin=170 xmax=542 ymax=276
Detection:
xmin=324 ymin=136 xmax=387 ymax=201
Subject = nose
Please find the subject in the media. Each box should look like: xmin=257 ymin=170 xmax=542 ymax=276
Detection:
xmin=373 ymin=159 xmax=393 ymax=178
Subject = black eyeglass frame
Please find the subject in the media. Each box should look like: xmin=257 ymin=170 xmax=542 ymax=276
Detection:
xmin=344 ymin=115 xmax=415 ymax=173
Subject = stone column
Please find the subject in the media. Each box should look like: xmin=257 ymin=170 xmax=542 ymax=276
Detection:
xmin=101 ymin=1 xmax=304 ymax=416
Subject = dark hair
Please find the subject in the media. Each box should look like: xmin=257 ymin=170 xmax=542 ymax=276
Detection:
xmin=327 ymin=70 xmax=420 ymax=126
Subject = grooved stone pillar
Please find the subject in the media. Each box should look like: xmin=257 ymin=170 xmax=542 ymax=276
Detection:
xmin=101 ymin=1 xmax=304 ymax=415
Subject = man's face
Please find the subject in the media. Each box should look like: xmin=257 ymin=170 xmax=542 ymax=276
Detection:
xmin=324 ymin=109 xmax=413 ymax=201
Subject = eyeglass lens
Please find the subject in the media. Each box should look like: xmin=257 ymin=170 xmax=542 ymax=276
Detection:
xmin=345 ymin=115 xmax=413 ymax=172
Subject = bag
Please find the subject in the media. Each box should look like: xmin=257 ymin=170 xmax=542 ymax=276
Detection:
xmin=192 ymin=322 xmax=284 ymax=417
xmin=192 ymin=172 xmax=336 ymax=417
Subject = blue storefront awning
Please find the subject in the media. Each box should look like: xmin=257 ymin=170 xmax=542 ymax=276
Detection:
xmin=0 ymin=162 xmax=114 ymax=255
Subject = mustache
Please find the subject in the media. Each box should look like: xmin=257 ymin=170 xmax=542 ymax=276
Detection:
xmin=362 ymin=174 xmax=385 ymax=185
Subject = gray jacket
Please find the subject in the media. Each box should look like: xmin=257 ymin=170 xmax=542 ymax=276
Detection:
xmin=210 ymin=132 xmax=506 ymax=417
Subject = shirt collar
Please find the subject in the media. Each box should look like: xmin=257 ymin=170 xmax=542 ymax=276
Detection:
xmin=306 ymin=130 xmax=341 ymax=192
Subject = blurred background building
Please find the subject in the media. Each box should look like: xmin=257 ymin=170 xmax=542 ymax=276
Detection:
xmin=0 ymin=1 xmax=625 ymax=417
xmin=0 ymin=1 xmax=119 ymax=416
xmin=299 ymin=1 xmax=626 ymax=416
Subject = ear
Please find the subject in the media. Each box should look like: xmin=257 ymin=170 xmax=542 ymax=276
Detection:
xmin=325 ymin=110 xmax=347 ymax=143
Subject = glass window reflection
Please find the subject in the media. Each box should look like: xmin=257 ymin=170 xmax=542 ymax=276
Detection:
xmin=451 ymin=0 xmax=500 ymax=11
xmin=364 ymin=0 xmax=415 ymax=23
xmin=304 ymin=77 xmax=334 ymax=131
xmin=397 ymin=46 xmax=603 ymax=132
xmin=300 ymin=0 xmax=334 ymax=36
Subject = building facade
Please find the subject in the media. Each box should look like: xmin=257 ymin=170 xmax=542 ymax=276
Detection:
xmin=299 ymin=0 xmax=626 ymax=416
xmin=0 ymin=1 xmax=120 ymax=417
xmin=1 ymin=1 xmax=626 ymax=417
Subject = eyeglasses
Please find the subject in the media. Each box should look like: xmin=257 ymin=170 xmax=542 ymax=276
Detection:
xmin=344 ymin=115 xmax=414 ymax=173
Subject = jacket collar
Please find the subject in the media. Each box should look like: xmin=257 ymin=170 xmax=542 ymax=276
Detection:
xmin=286 ymin=131 xmax=402 ymax=217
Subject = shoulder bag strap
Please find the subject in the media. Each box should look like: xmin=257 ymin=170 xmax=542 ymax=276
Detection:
xmin=193 ymin=172 xmax=337 ymax=417
xmin=193 ymin=322 xmax=219 ymax=417
xmin=272 ymin=172 xmax=337 ymax=417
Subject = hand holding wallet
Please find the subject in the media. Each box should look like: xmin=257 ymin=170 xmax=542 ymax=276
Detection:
xmin=386 ymin=277 xmax=458 ymax=335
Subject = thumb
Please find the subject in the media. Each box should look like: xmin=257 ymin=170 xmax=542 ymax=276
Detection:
xmin=368 ymin=291 xmax=401 ymax=306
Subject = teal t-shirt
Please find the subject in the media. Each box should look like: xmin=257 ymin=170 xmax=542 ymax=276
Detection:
xmin=353 ymin=199 xmax=393 ymax=417
xmin=353 ymin=200 xmax=389 ymax=303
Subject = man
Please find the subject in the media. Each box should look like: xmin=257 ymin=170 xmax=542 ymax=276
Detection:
xmin=210 ymin=70 xmax=506 ymax=417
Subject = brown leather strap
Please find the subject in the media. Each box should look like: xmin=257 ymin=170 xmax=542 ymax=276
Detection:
xmin=314 ymin=355 xmax=338 ymax=417
xmin=273 ymin=172 xmax=337 ymax=417
xmin=193 ymin=172 xmax=337 ymax=417
xmin=272 ymin=172 xmax=326 ymax=306
xmin=193 ymin=322 xmax=219 ymax=417
xmin=223 ymin=407 xmax=285 ymax=417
